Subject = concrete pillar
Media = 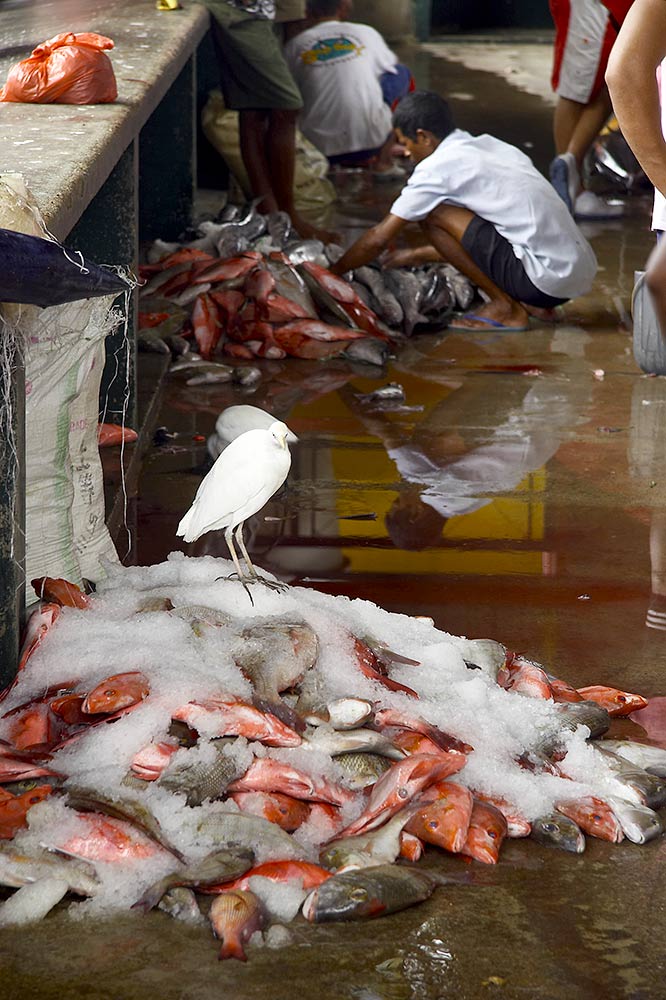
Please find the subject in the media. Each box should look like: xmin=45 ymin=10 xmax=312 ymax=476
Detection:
xmin=139 ymin=56 xmax=197 ymax=242
xmin=68 ymin=142 xmax=139 ymax=432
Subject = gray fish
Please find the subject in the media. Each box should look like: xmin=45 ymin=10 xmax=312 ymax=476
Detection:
xmin=173 ymin=283 xmax=211 ymax=307
xmin=194 ymin=811 xmax=305 ymax=859
xmin=350 ymin=280 xmax=374 ymax=309
xmin=186 ymin=371 xmax=234 ymax=386
xmin=170 ymin=604 xmax=233 ymax=628
xmin=606 ymin=796 xmax=663 ymax=844
xmin=216 ymin=227 xmax=252 ymax=259
xmin=462 ymin=638 xmax=507 ymax=681
xmin=232 ymin=365 xmax=262 ymax=387
xmin=530 ymin=813 xmax=586 ymax=853
xmin=285 ymin=239 xmax=327 ymax=266
xmin=138 ymin=329 xmax=172 ymax=355
xmin=297 ymin=264 xmax=355 ymax=326
xmin=334 ymin=752 xmax=392 ymax=789
xmin=419 ymin=266 xmax=454 ymax=322
xmin=383 ymin=270 xmax=429 ymax=336
xmin=158 ymin=740 xmax=247 ymax=807
xmin=320 ymin=808 xmax=418 ymax=872
xmin=158 ymin=886 xmax=203 ymax=924
xmin=134 ymin=846 xmax=255 ymax=911
xmin=163 ymin=334 xmax=192 ymax=357
xmin=171 ymin=358 xmax=234 ymax=377
xmin=302 ymin=864 xmax=437 ymax=922
xmin=554 ymin=701 xmax=611 ymax=739
xmin=233 ymin=619 xmax=319 ymax=703
xmin=146 ymin=238 xmax=181 ymax=264
xmin=601 ymin=739 xmax=666 ymax=777
xmin=354 ymin=266 xmax=404 ymax=328
xmin=441 ymin=264 xmax=475 ymax=311
xmin=354 ymin=383 xmax=405 ymax=405
xmin=344 ymin=337 xmax=390 ymax=367
xmin=65 ymin=787 xmax=186 ymax=862
xmin=595 ymin=747 xmax=666 ymax=808
xmin=266 ymin=210 xmax=293 ymax=246
xmin=216 ymin=204 xmax=242 ymax=223
xmin=304 ymin=728 xmax=405 ymax=760
xmin=0 ymin=843 xmax=99 ymax=895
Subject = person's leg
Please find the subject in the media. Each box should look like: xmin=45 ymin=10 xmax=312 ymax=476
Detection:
xmin=646 ymin=234 xmax=666 ymax=337
xmin=422 ymin=205 xmax=530 ymax=330
xmin=239 ymin=109 xmax=278 ymax=215
xmin=566 ymin=85 xmax=612 ymax=169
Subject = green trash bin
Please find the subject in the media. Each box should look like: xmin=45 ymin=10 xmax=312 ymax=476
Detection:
xmin=413 ymin=0 xmax=432 ymax=41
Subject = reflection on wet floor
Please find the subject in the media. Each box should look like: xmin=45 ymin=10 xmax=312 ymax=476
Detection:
xmin=7 ymin=41 xmax=666 ymax=1000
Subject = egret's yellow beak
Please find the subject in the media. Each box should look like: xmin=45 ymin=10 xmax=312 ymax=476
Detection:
xmin=278 ymin=430 xmax=288 ymax=449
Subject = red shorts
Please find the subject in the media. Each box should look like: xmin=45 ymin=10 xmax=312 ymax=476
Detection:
xmin=550 ymin=0 xmax=618 ymax=103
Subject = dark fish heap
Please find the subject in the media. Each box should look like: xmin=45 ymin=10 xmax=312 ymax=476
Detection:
xmin=138 ymin=204 xmax=475 ymax=374
xmin=0 ymin=568 xmax=662 ymax=961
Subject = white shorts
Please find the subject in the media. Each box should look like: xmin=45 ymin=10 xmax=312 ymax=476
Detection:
xmin=550 ymin=0 xmax=616 ymax=103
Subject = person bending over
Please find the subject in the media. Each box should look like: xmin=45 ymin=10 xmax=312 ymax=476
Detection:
xmin=331 ymin=90 xmax=598 ymax=333
xmin=284 ymin=0 xmax=413 ymax=178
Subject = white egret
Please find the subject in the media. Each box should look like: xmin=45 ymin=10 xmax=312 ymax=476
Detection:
xmin=177 ymin=420 xmax=293 ymax=595
xmin=207 ymin=404 xmax=298 ymax=461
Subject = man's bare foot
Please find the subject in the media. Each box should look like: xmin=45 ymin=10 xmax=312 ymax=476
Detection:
xmin=450 ymin=300 xmax=530 ymax=331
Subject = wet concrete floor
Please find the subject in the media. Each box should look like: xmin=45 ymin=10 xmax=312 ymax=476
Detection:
xmin=4 ymin=41 xmax=666 ymax=1000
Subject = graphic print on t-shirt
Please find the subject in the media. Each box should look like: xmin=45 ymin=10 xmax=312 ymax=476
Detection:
xmin=300 ymin=36 xmax=364 ymax=66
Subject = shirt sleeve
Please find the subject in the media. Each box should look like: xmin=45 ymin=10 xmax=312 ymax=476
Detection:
xmin=390 ymin=173 xmax=451 ymax=222
xmin=359 ymin=25 xmax=399 ymax=74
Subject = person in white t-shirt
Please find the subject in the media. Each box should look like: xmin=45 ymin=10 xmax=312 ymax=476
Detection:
xmin=331 ymin=90 xmax=598 ymax=333
xmin=284 ymin=0 xmax=412 ymax=176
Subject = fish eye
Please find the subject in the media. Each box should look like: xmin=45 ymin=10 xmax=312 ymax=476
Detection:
xmin=104 ymin=689 xmax=115 ymax=697
xmin=592 ymin=814 xmax=602 ymax=821
xmin=427 ymin=820 xmax=439 ymax=831
xmin=350 ymin=888 xmax=368 ymax=901
xmin=542 ymin=822 xmax=557 ymax=833
xmin=618 ymin=696 xmax=627 ymax=703
xmin=398 ymin=787 xmax=408 ymax=799
xmin=488 ymin=831 xmax=497 ymax=839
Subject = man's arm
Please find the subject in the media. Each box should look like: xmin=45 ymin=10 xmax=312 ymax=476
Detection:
xmin=330 ymin=214 xmax=408 ymax=275
xmin=606 ymin=0 xmax=666 ymax=195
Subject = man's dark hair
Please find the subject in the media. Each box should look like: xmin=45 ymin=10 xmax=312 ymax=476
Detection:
xmin=392 ymin=90 xmax=455 ymax=141
xmin=306 ymin=0 xmax=344 ymax=16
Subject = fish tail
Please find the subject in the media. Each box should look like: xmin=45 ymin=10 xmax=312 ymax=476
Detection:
xmin=132 ymin=877 xmax=171 ymax=912
xmin=218 ymin=935 xmax=247 ymax=962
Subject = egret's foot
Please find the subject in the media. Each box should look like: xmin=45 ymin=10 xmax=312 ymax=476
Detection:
xmin=255 ymin=576 xmax=288 ymax=593
xmin=214 ymin=573 xmax=255 ymax=605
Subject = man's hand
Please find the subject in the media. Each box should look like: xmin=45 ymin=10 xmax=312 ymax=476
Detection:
xmin=331 ymin=214 xmax=408 ymax=275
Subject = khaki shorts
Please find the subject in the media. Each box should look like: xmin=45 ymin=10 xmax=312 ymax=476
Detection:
xmin=206 ymin=4 xmax=303 ymax=111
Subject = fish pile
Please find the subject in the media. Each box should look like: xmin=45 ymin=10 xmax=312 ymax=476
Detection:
xmin=0 ymin=558 xmax=662 ymax=961
xmin=138 ymin=203 xmax=474 ymax=374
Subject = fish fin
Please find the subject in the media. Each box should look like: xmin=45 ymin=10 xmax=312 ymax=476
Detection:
xmin=218 ymin=936 xmax=247 ymax=962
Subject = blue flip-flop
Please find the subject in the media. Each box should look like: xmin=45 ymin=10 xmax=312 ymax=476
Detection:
xmin=447 ymin=312 xmax=530 ymax=333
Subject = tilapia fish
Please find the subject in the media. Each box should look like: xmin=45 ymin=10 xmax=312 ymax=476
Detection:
xmin=158 ymin=739 xmax=247 ymax=807
xmin=334 ymin=752 xmax=392 ymax=789
xmin=0 ymin=843 xmax=99 ymax=894
xmin=233 ymin=619 xmax=319 ymax=703
xmin=302 ymin=864 xmax=437 ymax=922
xmin=383 ymin=270 xmax=429 ymax=336
xmin=530 ymin=813 xmax=586 ymax=853
xmin=353 ymin=266 xmax=404 ymax=328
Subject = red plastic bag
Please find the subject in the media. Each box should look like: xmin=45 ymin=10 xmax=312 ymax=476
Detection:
xmin=0 ymin=33 xmax=117 ymax=104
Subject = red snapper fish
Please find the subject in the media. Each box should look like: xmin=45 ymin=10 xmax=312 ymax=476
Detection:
xmin=373 ymin=707 xmax=472 ymax=754
xmin=229 ymin=791 xmax=310 ymax=832
xmin=227 ymin=757 xmax=354 ymax=807
xmin=172 ymin=699 xmax=302 ymax=747
xmin=399 ymin=831 xmax=424 ymax=862
xmin=273 ymin=320 xmax=367 ymax=360
xmin=0 ymin=749 xmax=58 ymax=783
xmin=408 ymin=780 xmax=475 ymax=852
xmin=243 ymin=266 xmax=275 ymax=319
xmin=30 ymin=577 xmax=90 ymax=609
xmin=209 ymin=889 xmax=266 ymax=961
xmin=556 ymin=796 xmax=624 ymax=842
xmin=299 ymin=261 xmax=390 ymax=340
xmin=499 ymin=656 xmax=554 ymax=700
xmin=13 ymin=602 xmax=61 ymax=681
xmin=82 ymin=672 xmax=150 ymax=714
xmin=191 ymin=292 xmax=222 ymax=360
xmin=130 ymin=740 xmax=181 ymax=781
xmin=459 ymin=800 xmax=508 ymax=864
xmin=350 ymin=638 xmax=419 ymax=698
xmin=576 ymin=686 xmax=649 ymax=717
xmin=338 ymin=754 xmax=466 ymax=838
xmin=218 ymin=860 xmax=332 ymax=893
xmin=59 ymin=813 xmax=167 ymax=861
xmin=192 ymin=253 xmax=261 ymax=285
xmin=0 ymin=785 xmax=53 ymax=840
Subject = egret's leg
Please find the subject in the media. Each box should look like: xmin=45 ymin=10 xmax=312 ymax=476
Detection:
xmin=235 ymin=522 xmax=287 ymax=592
xmin=234 ymin=522 xmax=259 ymax=579
xmin=218 ymin=525 xmax=254 ymax=604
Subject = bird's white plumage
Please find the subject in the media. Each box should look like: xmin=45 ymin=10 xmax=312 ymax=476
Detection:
xmin=177 ymin=421 xmax=292 ymax=543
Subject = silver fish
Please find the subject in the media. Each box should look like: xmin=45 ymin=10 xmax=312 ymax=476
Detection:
xmin=186 ymin=371 xmax=235 ymax=386
xmin=233 ymin=619 xmax=319 ymax=703
xmin=530 ymin=813 xmax=585 ymax=853
xmin=171 ymin=358 xmax=234 ymax=377
xmin=0 ymin=877 xmax=71 ymax=926
xmin=354 ymin=383 xmax=405 ymax=405
xmin=606 ymin=797 xmax=663 ymax=844
xmin=232 ymin=366 xmax=262 ymax=387
xmin=158 ymin=886 xmax=204 ymax=924
xmin=334 ymin=752 xmax=392 ymax=789
xmin=134 ymin=846 xmax=255 ymax=911
xmin=138 ymin=329 xmax=172 ymax=355
xmin=264 ymin=256 xmax=318 ymax=318
xmin=462 ymin=638 xmax=507 ymax=681
xmin=302 ymin=864 xmax=437 ymax=922
xmin=285 ymin=239 xmax=327 ymax=266
xmin=354 ymin=266 xmax=404 ymax=328
xmin=194 ymin=811 xmax=306 ymax=859
xmin=320 ymin=808 xmax=418 ymax=872
xmin=304 ymin=728 xmax=405 ymax=760
xmin=383 ymin=270 xmax=429 ymax=336
xmin=344 ymin=338 xmax=390 ymax=367
xmin=441 ymin=264 xmax=475 ymax=311
xmin=601 ymin=740 xmax=666 ymax=777
xmin=0 ymin=844 xmax=99 ymax=895
xmin=158 ymin=740 xmax=247 ymax=807
xmin=170 ymin=605 xmax=233 ymax=628
xmin=266 ymin=210 xmax=293 ymax=246
xmin=554 ymin=701 xmax=611 ymax=739
xmin=595 ymin=747 xmax=666 ymax=808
